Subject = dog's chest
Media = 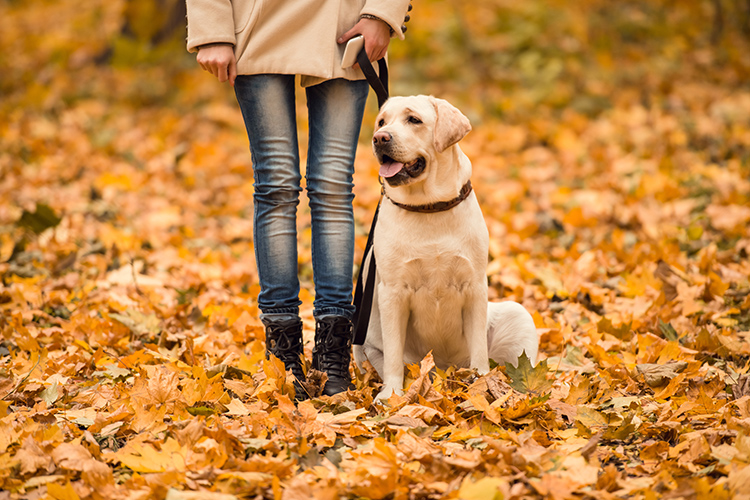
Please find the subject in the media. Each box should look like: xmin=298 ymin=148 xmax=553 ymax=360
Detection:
xmin=386 ymin=251 xmax=476 ymax=366
xmin=376 ymin=222 xmax=479 ymax=284
xmin=390 ymin=252 xmax=475 ymax=292
xmin=375 ymin=205 xmax=487 ymax=286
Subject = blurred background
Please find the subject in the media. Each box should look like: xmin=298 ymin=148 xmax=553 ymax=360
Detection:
xmin=3 ymin=0 xmax=750 ymax=121
xmin=4 ymin=0 xmax=750 ymax=175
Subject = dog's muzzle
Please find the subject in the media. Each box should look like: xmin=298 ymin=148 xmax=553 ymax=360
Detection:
xmin=375 ymin=141 xmax=426 ymax=186
xmin=379 ymin=154 xmax=425 ymax=184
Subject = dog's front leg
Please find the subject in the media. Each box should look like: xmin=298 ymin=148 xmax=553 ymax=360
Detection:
xmin=465 ymin=290 xmax=490 ymax=374
xmin=374 ymin=284 xmax=410 ymax=401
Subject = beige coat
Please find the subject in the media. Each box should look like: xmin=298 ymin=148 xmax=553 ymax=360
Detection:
xmin=186 ymin=0 xmax=410 ymax=86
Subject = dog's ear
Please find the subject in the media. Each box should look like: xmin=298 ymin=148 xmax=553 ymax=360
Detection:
xmin=430 ymin=96 xmax=472 ymax=153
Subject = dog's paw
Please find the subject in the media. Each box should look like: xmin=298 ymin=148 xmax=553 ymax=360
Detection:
xmin=472 ymin=364 xmax=491 ymax=376
xmin=374 ymin=386 xmax=404 ymax=402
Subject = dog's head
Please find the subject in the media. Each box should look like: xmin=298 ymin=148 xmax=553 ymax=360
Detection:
xmin=373 ymin=95 xmax=472 ymax=188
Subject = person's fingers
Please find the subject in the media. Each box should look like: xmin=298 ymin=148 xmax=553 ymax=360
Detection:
xmin=353 ymin=18 xmax=391 ymax=62
xmin=365 ymin=38 xmax=379 ymax=61
xmin=354 ymin=40 xmax=388 ymax=68
xmin=228 ymin=58 xmax=237 ymax=87
xmin=367 ymin=41 xmax=389 ymax=62
xmin=197 ymin=45 xmax=236 ymax=83
xmin=338 ymin=26 xmax=360 ymax=44
xmin=205 ymin=60 xmax=216 ymax=77
xmin=197 ymin=53 xmax=209 ymax=72
xmin=219 ymin=58 xmax=231 ymax=82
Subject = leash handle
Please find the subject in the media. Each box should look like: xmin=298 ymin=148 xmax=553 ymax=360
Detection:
xmin=352 ymin=48 xmax=388 ymax=345
xmin=356 ymin=49 xmax=389 ymax=109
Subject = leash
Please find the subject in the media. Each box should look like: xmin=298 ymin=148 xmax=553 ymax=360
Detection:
xmin=351 ymin=48 xmax=388 ymax=346
xmin=355 ymin=47 xmax=389 ymax=108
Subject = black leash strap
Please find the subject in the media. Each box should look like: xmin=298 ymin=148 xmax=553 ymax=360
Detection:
xmin=351 ymin=200 xmax=379 ymax=345
xmin=352 ymin=48 xmax=388 ymax=345
xmin=356 ymin=49 xmax=389 ymax=109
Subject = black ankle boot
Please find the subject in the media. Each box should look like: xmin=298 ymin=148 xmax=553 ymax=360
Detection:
xmin=312 ymin=316 xmax=353 ymax=396
xmin=263 ymin=317 xmax=307 ymax=400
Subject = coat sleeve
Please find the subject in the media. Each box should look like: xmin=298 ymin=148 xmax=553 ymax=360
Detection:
xmin=185 ymin=0 xmax=236 ymax=53
xmin=360 ymin=0 xmax=412 ymax=40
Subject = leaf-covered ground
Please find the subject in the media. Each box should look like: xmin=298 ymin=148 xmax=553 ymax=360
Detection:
xmin=1 ymin=0 xmax=750 ymax=499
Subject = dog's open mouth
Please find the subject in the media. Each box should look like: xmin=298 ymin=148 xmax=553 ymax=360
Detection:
xmin=379 ymin=155 xmax=426 ymax=179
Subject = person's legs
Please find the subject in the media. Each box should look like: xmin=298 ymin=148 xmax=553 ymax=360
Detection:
xmin=235 ymin=74 xmax=306 ymax=398
xmin=305 ymin=78 xmax=370 ymax=318
xmin=305 ymin=78 xmax=369 ymax=395
xmin=234 ymin=74 xmax=302 ymax=318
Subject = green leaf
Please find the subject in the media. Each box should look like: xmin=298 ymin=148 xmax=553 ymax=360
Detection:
xmin=505 ymin=352 xmax=552 ymax=396
xmin=658 ymin=319 xmax=679 ymax=342
xmin=16 ymin=203 xmax=61 ymax=234
xmin=187 ymin=406 xmax=217 ymax=416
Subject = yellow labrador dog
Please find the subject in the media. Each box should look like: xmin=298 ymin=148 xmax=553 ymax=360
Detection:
xmin=353 ymin=95 xmax=539 ymax=401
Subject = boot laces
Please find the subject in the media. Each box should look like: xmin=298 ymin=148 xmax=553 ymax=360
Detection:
xmin=314 ymin=318 xmax=351 ymax=379
xmin=267 ymin=323 xmax=298 ymax=353
xmin=265 ymin=322 xmax=303 ymax=376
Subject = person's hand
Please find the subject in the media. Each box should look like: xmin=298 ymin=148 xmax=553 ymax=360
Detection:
xmin=196 ymin=44 xmax=237 ymax=86
xmin=338 ymin=17 xmax=391 ymax=67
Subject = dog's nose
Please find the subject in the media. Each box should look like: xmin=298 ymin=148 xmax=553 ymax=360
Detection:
xmin=373 ymin=131 xmax=392 ymax=145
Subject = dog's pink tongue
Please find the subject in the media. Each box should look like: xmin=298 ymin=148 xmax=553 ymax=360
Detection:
xmin=379 ymin=161 xmax=404 ymax=178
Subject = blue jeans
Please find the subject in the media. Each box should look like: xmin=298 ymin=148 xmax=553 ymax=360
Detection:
xmin=234 ymin=75 xmax=369 ymax=321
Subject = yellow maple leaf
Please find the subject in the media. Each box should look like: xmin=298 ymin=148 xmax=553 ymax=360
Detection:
xmin=46 ymin=482 xmax=81 ymax=500
xmin=109 ymin=437 xmax=187 ymax=473
xmin=458 ymin=476 xmax=506 ymax=500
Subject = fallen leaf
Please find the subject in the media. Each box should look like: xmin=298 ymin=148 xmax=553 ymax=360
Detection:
xmin=506 ymin=352 xmax=552 ymax=395
xmin=457 ymin=476 xmax=506 ymax=500
xmin=636 ymin=362 xmax=688 ymax=387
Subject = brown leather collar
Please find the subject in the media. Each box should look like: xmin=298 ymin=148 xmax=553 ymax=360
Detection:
xmin=384 ymin=181 xmax=473 ymax=213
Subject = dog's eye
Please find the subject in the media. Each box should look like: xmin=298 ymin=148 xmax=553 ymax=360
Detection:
xmin=407 ymin=116 xmax=423 ymax=125
xmin=378 ymin=119 xmax=385 ymax=127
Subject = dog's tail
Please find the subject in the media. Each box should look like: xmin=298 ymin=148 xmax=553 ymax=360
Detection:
xmin=486 ymin=301 xmax=539 ymax=367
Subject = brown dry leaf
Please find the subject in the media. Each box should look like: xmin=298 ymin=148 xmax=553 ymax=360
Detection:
xmin=313 ymin=408 xmax=368 ymax=447
xmin=396 ymin=431 xmax=442 ymax=462
xmin=733 ymin=375 xmax=750 ymax=399
xmin=393 ymin=404 xmax=442 ymax=425
xmin=16 ymin=437 xmax=53 ymax=475
xmin=636 ymin=361 xmax=688 ymax=387
xmin=403 ymin=353 xmax=443 ymax=403
xmin=342 ymin=438 xmax=401 ymax=499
